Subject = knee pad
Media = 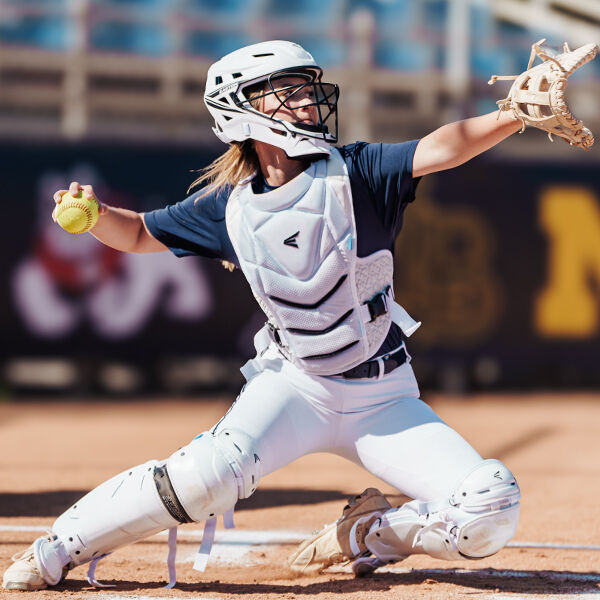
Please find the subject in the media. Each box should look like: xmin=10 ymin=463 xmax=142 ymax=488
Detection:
xmin=52 ymin=428 xmax=261 ymax=567
xmin=364 ymin=459 xmax=520 ymax=563
xmin=449 ymin=458 xmax=520 ymax=558
xmin=166 ymin=427 xmax=261 ymax=522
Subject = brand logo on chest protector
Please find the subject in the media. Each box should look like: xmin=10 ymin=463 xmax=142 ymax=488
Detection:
xmin=283 ymin=231 xmax=300 ymax=248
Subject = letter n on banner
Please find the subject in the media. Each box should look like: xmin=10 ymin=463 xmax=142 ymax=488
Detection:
xmin=536 ymin=186 xmax=600 ymax=338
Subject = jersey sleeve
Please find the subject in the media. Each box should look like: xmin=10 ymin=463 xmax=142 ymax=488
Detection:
xmin=344 ymin=140 xmax=421 ymax=237
xmin=143 ymin=186 xmax=237 ymax=263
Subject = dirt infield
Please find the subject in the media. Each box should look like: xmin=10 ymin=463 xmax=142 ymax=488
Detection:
xmin=1 ymin=393 xmax=599 ymax=599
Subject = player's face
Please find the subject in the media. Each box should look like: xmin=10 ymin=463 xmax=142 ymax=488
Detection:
xmin=259 ymin=75 xmax=319 ymax=126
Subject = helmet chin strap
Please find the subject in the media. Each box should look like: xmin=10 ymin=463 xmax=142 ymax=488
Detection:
xmin=238 ymin=115 xmax=332 ymax=158
xmin=252 ymin=137 xmax=326 ymax=173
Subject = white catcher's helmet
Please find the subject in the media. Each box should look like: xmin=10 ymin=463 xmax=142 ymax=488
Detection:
xmin=204 ymin=40 xmax=339 ymax=158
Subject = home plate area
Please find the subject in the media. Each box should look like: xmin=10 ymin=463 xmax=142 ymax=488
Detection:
xmin=1 ymin=396 xmax=600 ymax=600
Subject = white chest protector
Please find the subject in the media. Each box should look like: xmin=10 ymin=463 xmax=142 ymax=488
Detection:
xmin=225 ymin=148 xmax=420 ymax=376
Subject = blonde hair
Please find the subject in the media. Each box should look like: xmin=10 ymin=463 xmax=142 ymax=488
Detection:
xmin=191 ymin=89 xmax=265 ymax=272
xmin=189 ymin=141 xmax=260 ymax=272
xmin=189 ymin=140 xmax=259 ymax=198
xmin=190 ymin=86 xmax=264 ymax=197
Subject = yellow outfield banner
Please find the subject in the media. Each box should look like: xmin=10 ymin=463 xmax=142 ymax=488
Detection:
xmin=536 ymin=186 xmax=600 ymax=338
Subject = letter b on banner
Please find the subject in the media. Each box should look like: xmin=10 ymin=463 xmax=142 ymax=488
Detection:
xmin=536 ymin=186 xmax=600 ymax=337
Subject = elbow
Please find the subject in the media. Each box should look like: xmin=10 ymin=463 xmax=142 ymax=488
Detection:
xmin=414 ymin=149 xmax=464 ymax=177
xmin=432 ymin=146 xmax=480 ymax=174
xmin=414 ymin=134 xmax=466 ymax=177
xmin=130 ymin=214 xmax=148 ymax=253
xmin=131 ymin=213 xmax=165 ymax=253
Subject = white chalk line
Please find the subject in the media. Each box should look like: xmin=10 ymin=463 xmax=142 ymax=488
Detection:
xmin=0 ymin=525 xmax=49 ymax=532
xmin=2 ymin=526 xmax=599 ymax=599
xmin=485 ymin=596 xmax=600 ymax=600
xmin=93 ymin=591 xmax=600 ymax=600
xmin=95 ymin=596 xmax=221 ymax=600
xmin=489 ymin=596 xmax=600 ymax=600
xmin=379 ymin=566 xmax=600 ymax=583
xmin=157 ymin=528 xmax=307 ymax=544
xmin=3 ymin=525 xmax=600 ymax=575
xmin=91 ymin=595 xmax=600 ymax=600
xmin=2 ymin=525 xmax=600 ymax=552
xmin=507 ymin=541 xmax=600 ymax=551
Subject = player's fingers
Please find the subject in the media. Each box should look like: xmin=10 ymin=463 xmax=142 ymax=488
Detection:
xmin=51 ymin=205 xmax=59 ymax=222
xmin=82 ymin=184 xmax=95 ymax=200
xmin=69 ymin=181 xmax=82 ymax=196
xmin=53 ymin=189 xmax=68 ymax=204
xmin=82 ymin=184 xmax=107 ymax=215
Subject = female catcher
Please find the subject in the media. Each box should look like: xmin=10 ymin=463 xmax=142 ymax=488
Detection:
xmin=3 ymin=40 xmax=524 ymax=590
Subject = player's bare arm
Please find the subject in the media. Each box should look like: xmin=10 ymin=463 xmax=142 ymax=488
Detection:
xmin=53 ymin=181 xmax=167 ymax=253
xmin=413 ymin=110 xmax=521 ymax=177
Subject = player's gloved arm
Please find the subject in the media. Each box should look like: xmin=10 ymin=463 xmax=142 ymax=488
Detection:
xmin=53 ymin=181 xmax=167 ymax=253
xmin=412 ymin=110 xmax=521 ymax=178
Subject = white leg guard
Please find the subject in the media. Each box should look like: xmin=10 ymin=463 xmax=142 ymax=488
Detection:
xmin=364 ymin=459 xmax=520 ymax=564
xmin=52 ymin=427 xmax=261 ymax=569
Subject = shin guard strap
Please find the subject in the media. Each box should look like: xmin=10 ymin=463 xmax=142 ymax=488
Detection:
xmin=193 ymin=517 xmax=217 ymax=572
xmin=164 ymin=527 xmax=178 ymax=589
xmin=223 ymin=508 xmax=235 ymax=529
xmin=87 ymin=554 xmax=114 ymax=588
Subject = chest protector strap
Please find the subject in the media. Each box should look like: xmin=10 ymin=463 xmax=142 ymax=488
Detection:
xmin=226 ymin=148 xmax=420 ymax=377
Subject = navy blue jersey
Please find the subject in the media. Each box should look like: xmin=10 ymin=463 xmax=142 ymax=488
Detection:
xmin=144 ymin=140 xmax=421 ymax=357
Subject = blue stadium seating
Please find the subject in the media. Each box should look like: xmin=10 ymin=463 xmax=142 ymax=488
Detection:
xmin=375 ymin=39 xmax=439 ymax=72
xmin=291 ymin=37 xmax=347 ymax=68
xmin=184 ymin=31 xmax=256 ymax=59
xmin=0 ymin=0 xmax=597 ymax=86
xmin=5 ymin=0 xmax=66 ymax=5
xmin=422 ymin=0 xmax=447 ymax=32
xmin=471 ymin=46 xmax=515 ymax=81
xmin=90 ymin=21 xmax=169 ymax=56
xmin=0 ymin=15 xmax=70 ymax=50
xmin=264 ymin=0 xmax=345 ymax=21
xmin=350 ymin=0 xmax=417 ymax=36
xmin=98 ymin=0 xmax=167 ymax=5
xmin=182 ymin=0 xmax=259 ymax=20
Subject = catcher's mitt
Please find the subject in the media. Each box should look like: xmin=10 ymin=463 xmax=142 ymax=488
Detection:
xmin=489 ymin=39 xmax=598 ymax=149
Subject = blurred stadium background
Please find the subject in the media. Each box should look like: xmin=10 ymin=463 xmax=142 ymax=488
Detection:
xmin=0 ymin=0 xmax=599 ymax=397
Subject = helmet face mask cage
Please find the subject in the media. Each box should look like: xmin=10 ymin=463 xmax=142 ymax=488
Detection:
xmin=238 ymin=69 xmax=339 ymax=144
xmin=204 ymin=41 xmax=339 ymax=157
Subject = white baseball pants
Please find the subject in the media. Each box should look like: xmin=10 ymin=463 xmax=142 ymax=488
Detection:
xmin=213 ymin=344 xmax=483 ymax=501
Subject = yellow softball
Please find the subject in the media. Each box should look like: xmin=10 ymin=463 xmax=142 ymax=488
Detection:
xmin=55 ymin=192 xmax=99 ymax=234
